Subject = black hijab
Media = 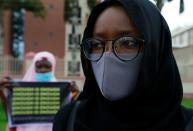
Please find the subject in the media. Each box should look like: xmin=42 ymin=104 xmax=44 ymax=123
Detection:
xmin=78 ymin=0 xmax=185 ymax=130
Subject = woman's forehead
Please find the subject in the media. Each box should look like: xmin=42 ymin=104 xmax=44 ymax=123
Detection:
xmin=93 ymin=5 xmax=141 ymax=39
xmin=35 ymin=57 xmax=52 ymax=65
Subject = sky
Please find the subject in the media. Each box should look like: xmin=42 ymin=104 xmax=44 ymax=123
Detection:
xmin=161 ymin=0 xmax=193 ymax=31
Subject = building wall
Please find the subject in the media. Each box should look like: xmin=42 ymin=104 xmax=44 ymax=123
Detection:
xmin=64 ymin=0 xmax=91 ymax=89
xmin=3 ymin=11 xmax=12 ymax=55
xmin=0 ymin=20 xmax=3 ymax=55
xmin=1 ymin=0 xmax=66 ymax=80
xmin=173 ymin=46 xmax=193 ymax=81
xmin=172 ymin=25 xmax=193 ymax=80
xmin=172 ymin=25 xmax=193 ymax=93
xmin=24 ymin=0 xmax=65 ymax=58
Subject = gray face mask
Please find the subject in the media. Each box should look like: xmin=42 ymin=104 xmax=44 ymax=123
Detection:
xmin=91 ymin=52 xmax=143 ymax=101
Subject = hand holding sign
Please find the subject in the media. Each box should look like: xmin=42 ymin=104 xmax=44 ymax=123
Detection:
xmin=7 ymin=81 xmax=70 ymax=127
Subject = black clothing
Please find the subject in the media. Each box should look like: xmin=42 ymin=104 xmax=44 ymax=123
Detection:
xmin=53 ymin=101 xmax=193 ymax=131
xmin=53 ymin=0 xmax=193 ymax=131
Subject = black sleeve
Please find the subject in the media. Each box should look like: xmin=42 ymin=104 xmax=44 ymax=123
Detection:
xmin=53 ymin=103 xmax=75 ymax=131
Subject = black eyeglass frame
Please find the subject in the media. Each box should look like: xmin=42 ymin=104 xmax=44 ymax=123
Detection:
xmin=81 ymin=35 xmax=145 ymax=62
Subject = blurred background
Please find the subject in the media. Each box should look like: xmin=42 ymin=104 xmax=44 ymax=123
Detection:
xmin=0 ymin=0 xmax=193 ymax=130
xmin=0 ymin=0 xmax=192 ymax=108
xmin=161 ymin=0 xmax=193 ymax=99
xmin=0 ymin=0 xmax=192 ymax=94
xmin=0 ymin=0 xmax=192 ymax=101
xmin=0 ymin=0 xmax=100 ymax=89
xmin=0 ymin=0 xmax=192 ymax=95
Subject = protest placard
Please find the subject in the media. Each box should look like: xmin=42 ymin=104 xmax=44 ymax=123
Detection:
xmin=7 ymin=81 xmax=70 ymax=127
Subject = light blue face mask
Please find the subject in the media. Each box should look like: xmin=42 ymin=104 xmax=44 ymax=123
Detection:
xmin=91 ymin=52 xmax=143 ymax=101
xmin=34 ymin=72 xmax=53 ymax=82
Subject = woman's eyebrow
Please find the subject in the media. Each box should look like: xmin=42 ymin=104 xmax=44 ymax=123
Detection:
xmin=92 ymin=32 xmax=105 ymax=38
xmin=93 ymin=30 xmax=141 ymax=39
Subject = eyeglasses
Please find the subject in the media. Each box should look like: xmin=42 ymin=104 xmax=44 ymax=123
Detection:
xmin=81 ymin=36 xmax=145 ymax=61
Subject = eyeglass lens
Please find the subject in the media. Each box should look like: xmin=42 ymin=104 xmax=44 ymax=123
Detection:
xmin=83 ymin=36 xmax=142 ymax=61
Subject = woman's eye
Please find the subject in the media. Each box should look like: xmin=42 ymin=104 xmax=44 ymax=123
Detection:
xmin=92 ymin=42 xmax=103 ymax=49
xmin=121 ymin=41 xmax=137 ymax=48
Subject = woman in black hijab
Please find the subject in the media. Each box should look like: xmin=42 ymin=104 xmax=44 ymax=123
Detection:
xmin=53 ymin=0 xmax=193 ymax=131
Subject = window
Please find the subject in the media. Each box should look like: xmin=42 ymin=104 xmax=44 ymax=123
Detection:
xmin=49 ymin=4 xmax=54 ymax=9
xmin=189 ymin=28 xmax=193 ymax=45
xmin=172 ymin=37 xmax=176 ymax=47
xmin=67 ymin=60 xmax=80 ymax=76
xmin=68 ymin=3 xmax=81 ymax=24
xmin=173 ymin=36 xmax=180 ymax=47
xmin=32 ymin=41 xmax=38 ymax=49
xmin=48 ymin=32 xmax=54 ymax=37
xmin=68 ymin=33 xmax=81 ymax=50
xmin=0 ymin=31 xmax=3 ymax=55
xmin=11 ymin=10 xmax=24 ymax=58
xmin=181 ymin=32 xmax=188 ymax=47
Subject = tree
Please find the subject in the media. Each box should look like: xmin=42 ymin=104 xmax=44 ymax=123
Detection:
xmin=0 ymin=0 xmax=46 ymax=17
xmin=87 ymin=0 xmax=97 ymax=10
xmin=155 ymin=0 xmax=184 ymax=13
xmin=0 ymin=0 xmax=46 ymax=56
xmin=64 ymin=0 xmax=79 ymax=23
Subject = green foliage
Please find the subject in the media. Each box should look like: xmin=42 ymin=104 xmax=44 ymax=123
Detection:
xmin=0 ymin=0 xmax=46 ymax=18
xmin=0 ymin=100 xmax=7 ymax=131
xmin=155 ymin=0 xmax=163 ymax=10
xmin=87 ymin=0 xmax=97 ymax=10
xmin=65 ymin=0 xmax=81 ymax=23
xmin=155 ymin=0 xmax=184 ymax=13
xmin=182 ymin=98 xmax=193 ymax=109
xmin=65 ymin=0 xmax=75 ymax=22
xmin=179 ymin=0 xmax=184 ymax=13
xmin=155 ymin=0 xmax=173 ymax=10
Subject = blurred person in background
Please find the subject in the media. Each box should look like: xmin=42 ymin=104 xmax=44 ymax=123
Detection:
xmin=22 ymin=51 xmax=57 ymax=82
xmin=0 ymin=51 xmax=70 ymax=131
